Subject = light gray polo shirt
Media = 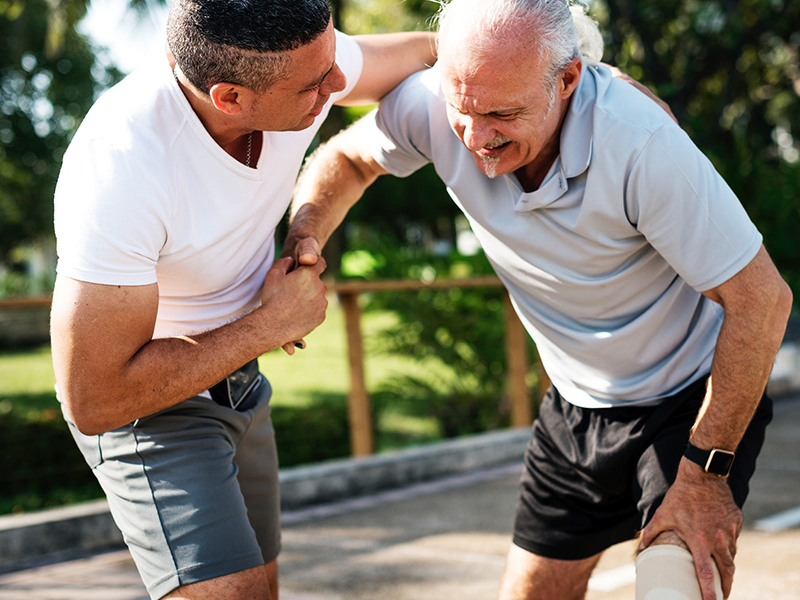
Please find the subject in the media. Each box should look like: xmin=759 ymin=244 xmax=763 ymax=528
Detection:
xmin=365 ymin=63 xmax=762 ymax=408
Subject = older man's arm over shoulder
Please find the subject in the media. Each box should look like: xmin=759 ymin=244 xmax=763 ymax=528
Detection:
xmin=640 ymin=245 xmax=792 ymax=600
xmin=338 ymin=32 xmax=436 ymax=106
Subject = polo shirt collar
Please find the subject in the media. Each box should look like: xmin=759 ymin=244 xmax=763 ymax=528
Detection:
xmin=558 ymin=61 xmax=595 ymax=179
xmin=510 ymin=63 xmax=596 ymax=212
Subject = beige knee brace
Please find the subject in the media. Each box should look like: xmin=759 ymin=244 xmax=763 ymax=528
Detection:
xmin=635 ymin=545 xmax=722 ymax=600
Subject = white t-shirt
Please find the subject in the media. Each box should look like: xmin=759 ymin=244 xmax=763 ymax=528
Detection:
xmin=55 ymin=31 xmax=363 ymax=340
xmin=365 ymin=63 xmax=762 ymax=408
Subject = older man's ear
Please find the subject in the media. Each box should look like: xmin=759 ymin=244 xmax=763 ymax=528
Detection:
xmin=559 ymin=57 xmax=583 ymax=99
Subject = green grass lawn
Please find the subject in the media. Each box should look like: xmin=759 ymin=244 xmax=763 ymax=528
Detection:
xmin=0 ymin=344 xmax=59 ymax=421
xmin=0 ymin=297 xmax=446 ymax=514
xmin=0 ymin=297 xmax=440 ymax=448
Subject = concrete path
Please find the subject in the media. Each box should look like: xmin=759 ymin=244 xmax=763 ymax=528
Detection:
xmin=1 ymin=394 xmax=799 ymax=600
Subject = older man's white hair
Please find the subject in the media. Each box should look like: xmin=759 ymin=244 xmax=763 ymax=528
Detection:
xmin=436 ymin=0 xmax=604 ymax=93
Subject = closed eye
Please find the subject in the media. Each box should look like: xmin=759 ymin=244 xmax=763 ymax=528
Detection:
xmin=490 ymin=112 xmax=520 ymax=120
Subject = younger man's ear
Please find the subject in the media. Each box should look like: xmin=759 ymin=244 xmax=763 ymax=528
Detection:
xmin=209 ymin=83 xmax=246 ymax=115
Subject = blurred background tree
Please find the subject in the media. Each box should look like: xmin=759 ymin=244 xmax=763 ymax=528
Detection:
xmin=593 ymin=0 xmax=800 ymax=293
xmin=0 ymin=0 xmax=130 ymax=283
xmin=1 ymin=0 xmax=798 ymax=295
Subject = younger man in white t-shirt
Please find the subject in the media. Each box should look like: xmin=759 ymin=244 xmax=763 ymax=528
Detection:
xmin=50 ymin=1 xmax=435 ymax=598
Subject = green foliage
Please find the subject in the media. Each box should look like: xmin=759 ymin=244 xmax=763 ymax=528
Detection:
xmin=0 ymin=0 xmax=123 ymax=264
xmin=0 ymin=407 xmax=104 ymax=514
xmin=271 ymin=395 xmax=353 ymax=467
xmin=594 ymin=0 xmax=800 ymax=297
xmin=340 ymin=0 xmax=439 ymax=34
xmin=342 ymin=244 xmax=538 ymax=438
xmin=348 ymin=164 xmax=461 ymax=251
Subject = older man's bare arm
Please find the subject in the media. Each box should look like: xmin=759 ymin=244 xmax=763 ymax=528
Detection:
xmin=640 ymin=245 xmax=792 ymax=600
xmin=284 ymin=118 xmax=389 ymax=265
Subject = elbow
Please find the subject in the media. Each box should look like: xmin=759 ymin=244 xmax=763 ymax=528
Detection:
xmin=60 ymin=388 xmax=117 ymax=436
xmin=776 ymin=279 xmax=794 ymax=329
xmin=72 ymin=418 xmax=111 ymax=438
xmin=766 ymin=277 xmax=793 ymax=341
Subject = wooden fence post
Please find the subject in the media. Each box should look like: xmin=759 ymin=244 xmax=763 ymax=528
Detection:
xmin=338 ymin=291 xmax=374 ymax=457
xmin=503 ymin=291 xmax=532 ymax=427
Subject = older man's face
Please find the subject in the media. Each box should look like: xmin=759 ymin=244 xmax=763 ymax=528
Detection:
xmin=439 ymin=37 xmax=567 ymax=181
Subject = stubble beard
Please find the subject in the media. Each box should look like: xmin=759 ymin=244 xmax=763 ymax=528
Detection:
xmin=477 ymin=134 xmax=515 ymax=179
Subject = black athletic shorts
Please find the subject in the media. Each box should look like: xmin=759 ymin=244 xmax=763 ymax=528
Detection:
xmin=512 ymin=375 xmax=773 ymax=560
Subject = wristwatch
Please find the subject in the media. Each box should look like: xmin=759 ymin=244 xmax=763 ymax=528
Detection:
xmin=683 ymin=442 xmax=735 ymax=477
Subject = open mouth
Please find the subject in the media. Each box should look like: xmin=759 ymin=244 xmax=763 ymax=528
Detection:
xmin=478 ymin=140 xmax=512 ymax=157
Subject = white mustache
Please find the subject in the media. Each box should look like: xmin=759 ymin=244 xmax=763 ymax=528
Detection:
xmin=484 ymin=135 xmax=513 ymax=150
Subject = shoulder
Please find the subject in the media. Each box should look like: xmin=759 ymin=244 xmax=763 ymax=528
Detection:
xmin=63 ymin=60 xmax=185 ymax=183
xmin=333 ymin=30 xmax=364 ymax=97
xmin=72 ymin=59 xmax=185 ymax=150
xmin=587 ymin=65 xmax=677 ymax=136
xmin=379 ymin=64 xmax=443 ymax=123
xmin=574 ymin=66 xmax=709 ymax=179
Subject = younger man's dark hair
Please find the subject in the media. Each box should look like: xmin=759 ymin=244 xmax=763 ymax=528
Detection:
xmin=167 ymin=0 xmax=332 ymax=93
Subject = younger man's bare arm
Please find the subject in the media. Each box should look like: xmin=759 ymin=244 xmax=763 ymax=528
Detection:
xmin=338 ymin=32 xmax=436 ymax=106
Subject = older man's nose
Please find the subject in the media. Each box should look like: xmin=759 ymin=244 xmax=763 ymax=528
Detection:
xmin=460 ymin=117 xmax=495 ymax=152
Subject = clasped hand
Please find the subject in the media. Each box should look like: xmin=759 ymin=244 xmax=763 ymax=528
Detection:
xmin=261 ymin=248 xmax=327 ymax=355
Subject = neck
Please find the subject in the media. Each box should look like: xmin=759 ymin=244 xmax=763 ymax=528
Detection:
xmin=173 ymin=67 xmax=251 ymax=150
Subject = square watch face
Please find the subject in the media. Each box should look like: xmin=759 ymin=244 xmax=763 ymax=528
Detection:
xmin=707 ymin=449 xmax=735 ymax=475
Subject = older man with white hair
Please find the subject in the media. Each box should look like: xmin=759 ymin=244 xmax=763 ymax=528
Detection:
xmin=284 ymin=1 xmax=792 ymax=599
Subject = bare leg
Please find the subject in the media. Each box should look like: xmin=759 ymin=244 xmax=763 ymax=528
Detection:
xmin=498 ymin=543 xmax=604 ymax=600
xmin=648 ymin=530 xmax=685 ymax=549
xmin=161 ymin=559 xmax=278 ymax=600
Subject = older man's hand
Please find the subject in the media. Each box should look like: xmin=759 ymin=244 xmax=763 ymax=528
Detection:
xmin=639 ymin=459 xmax=740 ymax=600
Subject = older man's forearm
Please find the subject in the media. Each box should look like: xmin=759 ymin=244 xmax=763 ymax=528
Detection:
xmin=286 ymin=124 xmax=387 ymax=260
xmin=691 ymin=246 xmax=792 ymax=450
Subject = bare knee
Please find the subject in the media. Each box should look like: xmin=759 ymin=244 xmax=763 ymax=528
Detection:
xmin=161 ymin=562 xmax=276 ymax=600
xmin=265 ymin=560 xmax=278 ymax=600
xmin=647 ymin=530 xmax=687 ymax=550
xmin=498 ymin=543 xmax=602 ymax=600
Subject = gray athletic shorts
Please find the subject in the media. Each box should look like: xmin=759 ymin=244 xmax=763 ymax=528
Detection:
xmin=64 ymin=370 xmax=280 ymax=600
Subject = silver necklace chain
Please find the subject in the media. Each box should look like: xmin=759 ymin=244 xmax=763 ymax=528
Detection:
xmin=245 ymin=131 xmax=252 ymax=168
xmin=173 ymin=66 xmax=253 ymax=168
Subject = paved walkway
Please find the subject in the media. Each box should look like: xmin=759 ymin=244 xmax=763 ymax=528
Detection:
xmin=2 ymin=395 xmax=799 ymax=600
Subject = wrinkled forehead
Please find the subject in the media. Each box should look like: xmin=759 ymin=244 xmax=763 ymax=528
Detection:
xmin=438 ymin=33 xmax=546 ymax=112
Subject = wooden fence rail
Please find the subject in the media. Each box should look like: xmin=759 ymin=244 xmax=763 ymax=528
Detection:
xmin=0 ymin=279 xmax=548 ymax=458
xmin=328 ymin=277 xmax=546 ymax=457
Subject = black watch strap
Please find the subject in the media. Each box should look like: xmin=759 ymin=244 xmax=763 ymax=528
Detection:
xmin=683 ymin=442 xmax=735 ymax=477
